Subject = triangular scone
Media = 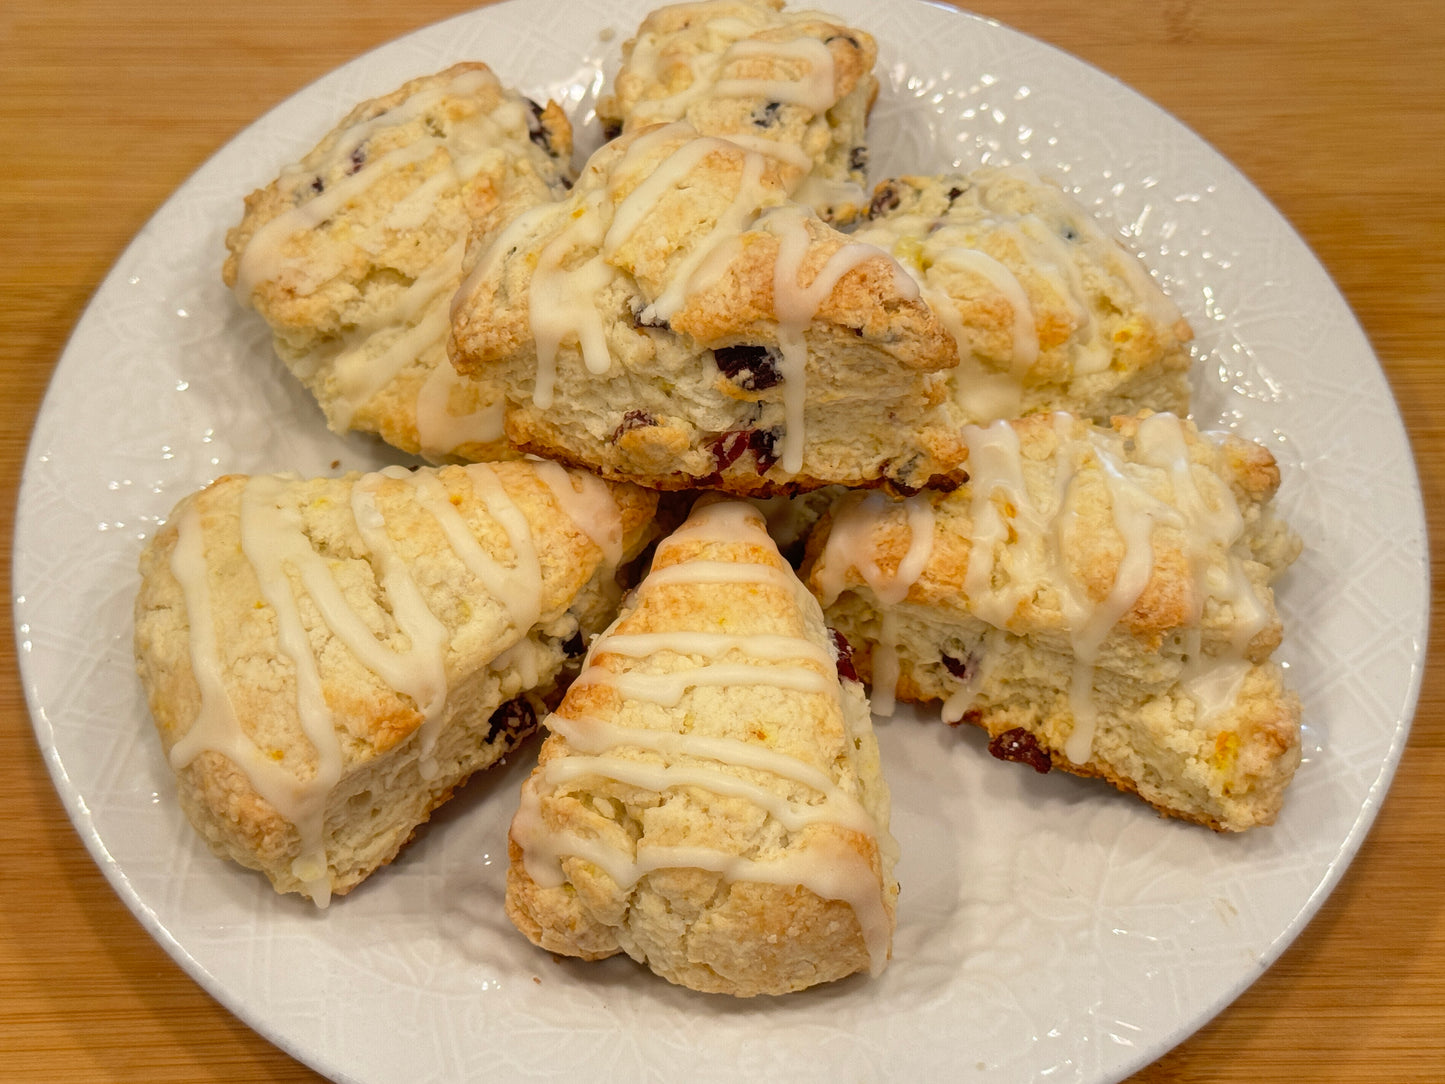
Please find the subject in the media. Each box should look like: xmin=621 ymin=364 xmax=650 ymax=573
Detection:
xmin=223 ymin=63 xmax=574 ymax=462
xmin=450 ymin=122 xmax=965 ymax=496
xmin=506 ymin=500 xmax=898 ymax=996
xmin=597 ymin=0 xmax=879 ymax=224
xmin=854 ymin=168 xmax=1194 ymax=424
xmin=803 ymin=411 xmax=1302 ymax=831
xmin=134 ymin=461 xmax=658 ymax=904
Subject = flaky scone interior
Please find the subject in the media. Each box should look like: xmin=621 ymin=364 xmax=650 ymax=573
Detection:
xmin=803 ymin=411 xmax=1302 ymax=831
xmin=134 ymin=460 xmax=657 ymax=903
xmin=507 ymin=499 xmax=898 ymax=996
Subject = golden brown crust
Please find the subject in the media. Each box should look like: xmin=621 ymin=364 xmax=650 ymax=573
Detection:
xmin=505 ymin=501 xmax=896 ymax=995
xmin=223 ymin=63 xmax=574 ymax=463
xmin=448 ymin=124 xmax=966 ymax=496
xmin=856 ymin=169 xmax=1194 ymax=424
xmin=134 ymin=461 xmax=658 ymax=900
xmin=802 ymin=412 xmax=1302 ymax=831
xmin=597 ymin=0 xmax=879 ymax=223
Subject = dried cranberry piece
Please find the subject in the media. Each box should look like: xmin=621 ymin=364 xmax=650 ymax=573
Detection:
xmin=713 ymin=344 xmax=782 ymax=391
xmin=485 ymin=696 xmax=539 ymax=743
xmin=702 ymin=427 xmax=782 ymax=480
xmin=987 ymin=727 xmax=1053 ymax=774
xmin=525 ymin=99 xmax=557 ymax=156
xmin=629 ymin=297 xmax=670 ymax=330
xmin=830 ymin=629 xmax=859 ymax=683
xmin=752 ymin=101 xmax=783 ymax=128
xmin=930 ymin=471 xmax=966 ymax=493
xmin=612 ymin=410 xmax=655 ymax=441
xmin=708 ymin=430 xmax=752 ymax=474
xmin=346 ymin=145 xmax=367 ymax=175
xmin=869 ymin=181 xmax=902 ymax=218
xmin=941 ymin=650 xmax=972 ymax=681
xmin=749 ymin=427 xmax=780 ymax=473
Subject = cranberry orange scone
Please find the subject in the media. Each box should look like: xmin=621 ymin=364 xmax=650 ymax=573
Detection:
xmin=802 ymin=411 xmax=1302 ymax=831
xmin=506 ymin=500 xmax=898 ymax=996
xmin=449 ymin=122 xmax=965 ymax=496
xmin=854 ymin=168 xmax=1194 ymax=424
xmin=597 ymin=0 xmax=879 ymax=224
xmin=134 ymin=461 xmax=657 ymax=904
xmin=224 ymin=63 xmax=574 ymax=462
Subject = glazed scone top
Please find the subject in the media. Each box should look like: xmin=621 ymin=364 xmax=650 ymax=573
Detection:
xmin=806 ymin=411 xmax=1299 ymax=762
xmin=222 ymin=63 xmax=573 ymax=459
xmin=450 ymin=121 xmax=965 ymax=494
xmin=510 ymin=499 xmax=897 ymax=981
xmin=136 ymin=461 xmax=656 ymax=904
xmin=854 ymin=167 xmax=1194 ymax=424
xmin=598 ymin=0 xmax=879 ymax=222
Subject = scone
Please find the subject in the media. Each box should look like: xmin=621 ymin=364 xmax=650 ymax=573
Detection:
xmin=506 ymin=499 xmax=898 ymax=996
xmin=597 ymin=0 xmax=879 ymax=224
xmin=854 ymin=168 xmax=1194 ymax=424
xmin=449 ymin=122 xmax=966 ymax=496
xmin=134 ymin=460 xmax=658 ymax=904
xmin=224 ymin=63 xmax=574 ymax=462
xmin=802 ymin=411 xmax=1302 ymax=831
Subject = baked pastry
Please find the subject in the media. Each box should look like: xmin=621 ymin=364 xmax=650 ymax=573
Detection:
xmin=802 ymin=411 xmax=1302 ymax=831
xmin=853 ymin=168 xmax=1194 ymax=424
xmin=506 ymin=498 xmax=898 ymax=995
xmin=134 ymin=460 xmax=658 ymax=903
xmin=224 ymin=63 xmax=574 ymax=462
xmin=597 ymin=0 xmax=879 ymax=224
xmin=449 ymin=122 xmax=966 ymax=496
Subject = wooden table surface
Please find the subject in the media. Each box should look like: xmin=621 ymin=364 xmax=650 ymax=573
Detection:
xmin=2 ymin=1 xmax=1441 ymax=1081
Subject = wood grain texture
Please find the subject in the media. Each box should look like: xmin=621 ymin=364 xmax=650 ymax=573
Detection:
xmin=1 ymin=1 xmax=1440 ymax=1080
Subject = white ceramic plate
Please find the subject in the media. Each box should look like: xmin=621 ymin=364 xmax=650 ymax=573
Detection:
xmin=14 ymin=2 xmax=1428 ymax=1081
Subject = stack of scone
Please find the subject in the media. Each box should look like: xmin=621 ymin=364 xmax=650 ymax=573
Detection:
xmin=134 ymin=0 xmax=1301 ymax=997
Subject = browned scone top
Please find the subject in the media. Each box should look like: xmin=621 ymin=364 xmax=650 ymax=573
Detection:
xmin=449 ymin=122 xmax=966 ymax=497
xmin=854 ymin=168 xmax=1195 ymax=427
xmin=506 ymin=499 xmax=897 ymax=996
xmin=134 ymin=461 xmax=658 ymax=903
xmin=597 ymin=0 xmax=879 ymax=223
xmin=802 ymin=411 xmax=1302 ymax=831
xmin=223 ymin=63 xmax=573 ymax=463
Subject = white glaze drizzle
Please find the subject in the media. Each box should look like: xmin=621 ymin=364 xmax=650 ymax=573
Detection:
xmin=709 ymin=37 xmax=837 ymax=112
xmin=529 ymin=188 xmax=614 ymax=407
xmin=820 ymin=413 xmax=1274 ymax=761
xmin=165 ymin=462 xmax=612 ymax=903
xmin=511 ymin=499 xmax=892 ymax=972
xmin=818 ymin=492 xmax=933 ymax=717
xmin=763 ymin=207 xmax=899 ymax=473
xmin=627 ymin=14 xmax=838 ymax=128
xmin=855 ymin=164 xmax=1186 ymax=423
xmin=233 ymin=67 xmax=540 ymax=456
xmin=465 ymin=103 xmax=915 ymax=481
xmin=608 ymin=134 xmax=774 ymax=325
xmin=530 ymin=458 xmax=625 ymax=572
xmin=521 ymin=123 xmax=795 ymax=405
xmin=166 ymin=498 xmax=338 ymax=906
xmin=413 ymin=356 xmax=505 ymax=456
